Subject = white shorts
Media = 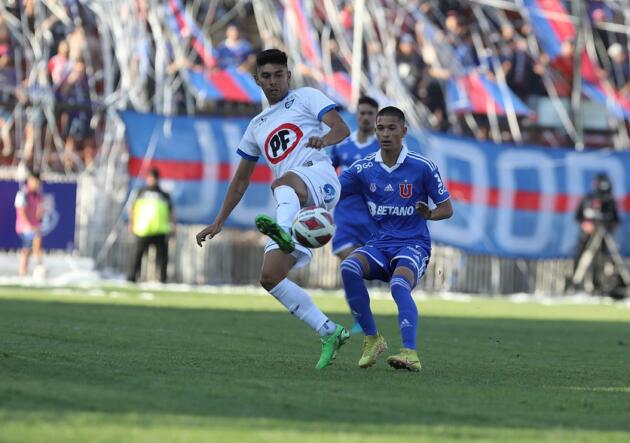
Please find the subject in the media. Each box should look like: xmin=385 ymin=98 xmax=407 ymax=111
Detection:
xmin=289 ymin=160 xmax=341 ymax=211
xmin=264 ymin=240 xmax=313 ymax=269
xmin=264 ymin=160 xmax=340 ymax=269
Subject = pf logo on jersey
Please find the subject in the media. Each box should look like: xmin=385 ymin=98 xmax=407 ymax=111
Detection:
xmin=399 ymin=183 xmax=413 ymax=198
xmin=264 ymin=123 xmax=303 ymax=164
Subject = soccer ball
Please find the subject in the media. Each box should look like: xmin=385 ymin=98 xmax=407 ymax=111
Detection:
xmin=292 ymin=206 xmax=336 ymax=248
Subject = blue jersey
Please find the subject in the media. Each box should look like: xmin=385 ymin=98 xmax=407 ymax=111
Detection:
xmin=329 ymin=131 xmax=380 ymax=251
xmin=330 ymin=131 xmax=380 ymax=170
xmin=339 ymin=146 xmax=450 ymax=250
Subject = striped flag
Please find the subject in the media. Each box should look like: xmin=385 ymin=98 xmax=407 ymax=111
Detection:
xmin=446 ymin=72 xmax=532 ymax=116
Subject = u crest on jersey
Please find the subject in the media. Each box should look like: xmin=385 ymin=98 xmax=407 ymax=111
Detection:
xmin=399 ymin=183 xmax=413 ymax=198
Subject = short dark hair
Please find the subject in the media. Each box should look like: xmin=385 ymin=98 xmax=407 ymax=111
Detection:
xmin=148 ymin=168 xmax=160 ymax=180
xmin=28 ymin=169 xmax=40 ymax=181
xmin=358 ymin=96 xmax=379 ymax=109
xmin=256 ymin=49 xmax=288 ymax=68
xmin=376 ymin=106 xmax=406 ymax=124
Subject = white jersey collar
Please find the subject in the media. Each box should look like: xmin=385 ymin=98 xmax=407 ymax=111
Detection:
xmin=375 ymin=145 xmax=408 ymax=173
xmin=262 ymin=90 xmax=293 ymax=112
xmin=351 ymin=130 xmax=376 ymax=148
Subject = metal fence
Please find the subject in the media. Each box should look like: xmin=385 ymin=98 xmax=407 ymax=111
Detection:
xmin=74 ymin=168 xmax=579 ymax=294
xmin=89 ymin=224 xmax=577 ymax=294
xmin=0 ymin=164 xmax=585 ymax=294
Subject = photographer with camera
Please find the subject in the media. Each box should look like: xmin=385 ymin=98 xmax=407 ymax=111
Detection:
xmin=571 ymin=173 xmax=621 ymax=294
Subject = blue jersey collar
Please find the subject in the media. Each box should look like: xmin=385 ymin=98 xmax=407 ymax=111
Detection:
xmin=375 ymin=145 xmax=408 ymax=173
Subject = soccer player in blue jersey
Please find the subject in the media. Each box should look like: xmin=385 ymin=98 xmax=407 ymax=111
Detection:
xmin=330 ymin=96 xmax=380 ymax=261
xmin=339 ymin=106 xmax=453 ymax=371
xmin=329 ymin=96 xmax=380 ymax=336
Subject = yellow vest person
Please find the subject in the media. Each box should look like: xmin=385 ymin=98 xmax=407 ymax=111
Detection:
xmin=127 ymin=168 xmax=174 ymax=283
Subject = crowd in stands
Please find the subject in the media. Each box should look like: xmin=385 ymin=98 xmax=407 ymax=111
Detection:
xmin=0 ymin=0 xmax=100 ymax=173
xmin=0 ymin=0 xmax=629 ymax=176
xmin=383 ymin=1 xmax=630 ymax=145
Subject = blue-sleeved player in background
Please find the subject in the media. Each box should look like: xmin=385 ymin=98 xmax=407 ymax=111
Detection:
xmin=330 ymin=96 xmax=380 ymax=261
xmin=329 ymin=96 xmax=380 ymax=336
xmin=339 ymin=106 xmax=453 ymax=371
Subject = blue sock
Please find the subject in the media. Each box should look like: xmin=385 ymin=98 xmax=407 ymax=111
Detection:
xmin=340 ymin=257 xmax=377 ymax=336
xmin=390 ymin=276 xmax=418 ymax=349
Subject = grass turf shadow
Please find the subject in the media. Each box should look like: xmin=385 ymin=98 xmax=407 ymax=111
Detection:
xmin=1 ymin=298 xmax=629 ymax=433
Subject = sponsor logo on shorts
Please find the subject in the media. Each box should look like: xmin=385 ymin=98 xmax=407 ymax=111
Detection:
xmin=323 ymin=183 xmax=337 ymax=203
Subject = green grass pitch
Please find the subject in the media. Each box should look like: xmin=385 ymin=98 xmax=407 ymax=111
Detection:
xmin=1 ymin=285 xmax=629 ymax=442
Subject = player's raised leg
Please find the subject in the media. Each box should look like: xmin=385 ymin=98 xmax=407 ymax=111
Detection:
xmin=255 ymin=172 xmax=309 ymax=253
xmin=261 ymin=249 xmax=349 ymax=369
xmin=340 ymin=251 xmax=388 ymax=368
xmin=386 ymin=262 xmax=422 ymax=372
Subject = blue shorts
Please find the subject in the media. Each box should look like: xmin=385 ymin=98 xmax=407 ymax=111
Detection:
xmin=19 ymin=231 xmax=37 ymax=249
xmin=332 ymin=219 xmax=375 ymax=255
xmin=353 ymin=243 xmax=430 ymax=286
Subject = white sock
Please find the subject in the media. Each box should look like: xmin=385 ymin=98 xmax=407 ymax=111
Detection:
xmin=269 ymin=278 xmax=336 ymax=336
xmin=273 ymin=185 xmax=301 ymax=231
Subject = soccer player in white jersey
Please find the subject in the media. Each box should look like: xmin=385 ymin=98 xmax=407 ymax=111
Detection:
xmin=339 ymin=106 xmax=453 ymax=371
xmin=196 ymin=49 xmax=351 ymax=369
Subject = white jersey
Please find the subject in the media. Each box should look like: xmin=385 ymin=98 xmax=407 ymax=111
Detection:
xmin=236 ymin=87 xmax=339 ymax=178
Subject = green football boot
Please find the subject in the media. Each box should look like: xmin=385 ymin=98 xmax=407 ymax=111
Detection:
xmin=255 ymin=214 xmax=295 ymax=253
xmin=358 ymin=333 xmax=388 ymax=368
xmin=316 ymin=324 xmax=350 ymax=369
xmin=387 ymin=348 xmax=422 ymax=372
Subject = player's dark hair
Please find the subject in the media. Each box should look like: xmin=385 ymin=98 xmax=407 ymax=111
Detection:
xmin=28 ymin=168 xmax=40 ymax=180
xmin=256 ymin=49 xmax=288 ymax=68
xmin=358 ymin=96 xmax=378 ymax=109
xmin=377 ymin=106 xmax=406 ymax=124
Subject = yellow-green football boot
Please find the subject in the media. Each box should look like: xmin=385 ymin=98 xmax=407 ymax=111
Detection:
xmin=358 ymin=333 xmax=387 ymax=368
xmin=387 ymin=348 xmax=422 ymax=372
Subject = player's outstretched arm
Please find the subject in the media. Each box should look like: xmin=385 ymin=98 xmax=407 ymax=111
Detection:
xmin=339 ymin=167 xmax=360 ymax=199
xmin=195 ymin=158 xmax=257 ymax=247
xmin=416 ymin=199 xmax=453 ymax=221
xmin=305 ymin=110 xmax=350 ymax=149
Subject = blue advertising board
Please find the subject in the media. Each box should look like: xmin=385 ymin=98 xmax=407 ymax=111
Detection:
xmin=120 ymin=111 xmax=630 ymax=258
xmin=0 ymin=180 xmax=77 ymax=250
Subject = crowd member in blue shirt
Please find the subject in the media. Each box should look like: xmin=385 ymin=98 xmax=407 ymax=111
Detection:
xmin=215 ymin=24 xmax=255 ymax=71
xmin=339 ymin=106 xmax=453 ymax=371
xmin=330 ymin=96 xmax=380 ymax=261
